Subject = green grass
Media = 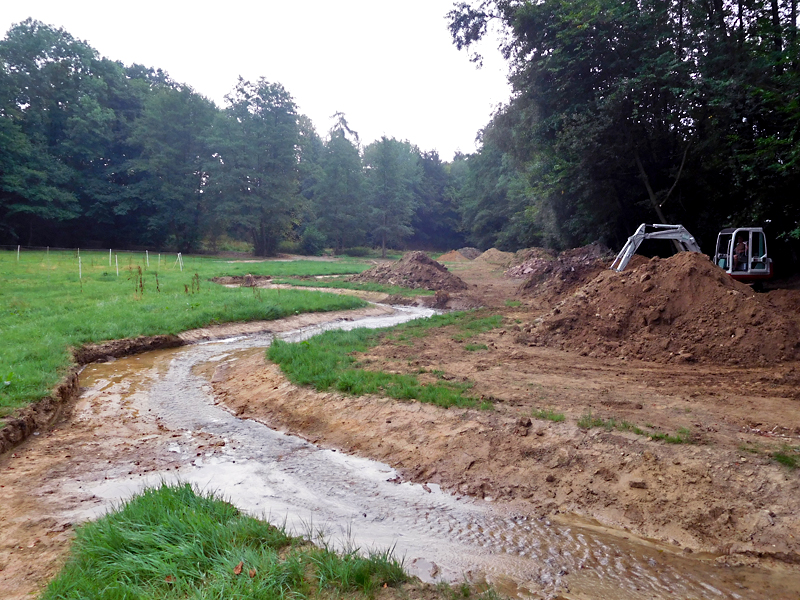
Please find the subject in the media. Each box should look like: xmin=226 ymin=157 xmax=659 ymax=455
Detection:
xmin=464 ymin=343 xmax=488 ymax=352
xmin=268 ymin=311 xmax=503 ymax=409
xmin=504 ymin=300 xmax=521 ymax=308
xmin=577 ymin=411 xmax=693 ymax=443
xmin=0 ymin=250 xmax=370 ymax=416
xmin=770 ymin=444 xmax=799 ymax=469
xmin=42 ymin=483 xmax=407 ymax=600
xmin=531 ymin=408 xmax=565 ymax=422
xmin=271 ymin=276 xmax=434 ymax=297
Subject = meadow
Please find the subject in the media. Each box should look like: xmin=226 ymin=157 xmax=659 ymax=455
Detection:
xmin=0 ymin=249 xmax=369 ymax=417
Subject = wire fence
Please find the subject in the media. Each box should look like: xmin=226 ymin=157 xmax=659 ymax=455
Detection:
xmin=0 ymin=245 xmax=191 ymax=273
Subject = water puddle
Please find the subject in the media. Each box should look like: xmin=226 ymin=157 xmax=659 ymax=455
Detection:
xmin=76 ymin=306 xmax=800 ymax=599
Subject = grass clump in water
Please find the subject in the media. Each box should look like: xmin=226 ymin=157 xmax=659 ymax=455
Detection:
xmin=268 ymin=311 xmax=503 ymax=409
xmin=42 ymin=483 xmax=407 ymax=600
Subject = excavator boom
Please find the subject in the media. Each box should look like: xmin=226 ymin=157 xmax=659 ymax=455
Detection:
xmin=610 ymin=224 xmax=701 ymax=272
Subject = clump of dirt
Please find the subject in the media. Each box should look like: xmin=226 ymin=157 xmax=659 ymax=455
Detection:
xmin=348 ymin=251 xmax=468 ymax=292
xmin=437 ymin=250 xmax=471 ymax=262
xmin=73 ymin=335 xmax=184 ymax=364
xmin=522 ymin=252 xmax=800 ymax=364
xmin=511 ymin=243 xmax=615 ymax=300
xmin=513 ymin=247 xmax=557 ymax=264
xmin=474 ymin=248 xmax=515 ymax=266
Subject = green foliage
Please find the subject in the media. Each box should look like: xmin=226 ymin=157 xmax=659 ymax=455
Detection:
xmin=531 ymin=408 xmax=565 ymax=423
xmin=448 ymin=0 xmax=800 ymax=257
xmin=299 ymin=225 xmax=327 ymax=256
xmin=363 ymin=137 xmax=422 ymax=258
xmin=772 ymin=446 xmax=799 ymax=469
xmin=42 ymin=483 xmax=407 ymax=600
xmin=0 ymin=250 xmax=366 ymax=414
xmin=268 ymin=326 xmax=478 ymax=409
xmin=464 ymin=343 xmax=488 ymax=352
xmin=267 ymin=311 xmax=502 ymax=409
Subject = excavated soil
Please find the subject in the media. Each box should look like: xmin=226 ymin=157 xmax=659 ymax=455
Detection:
xmin=348 ymin=251 xmax=468 ymax=292
xmin=475 ymin=248 xmax=515 ymax=267
xmin=523 ymin=252 xmax=800 ymax=365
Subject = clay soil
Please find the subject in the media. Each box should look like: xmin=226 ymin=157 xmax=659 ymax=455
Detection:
xmin=2 ymin=252 xmax=800 ymax=598
xmin=213 ymin=253 xmax=800 ymax=568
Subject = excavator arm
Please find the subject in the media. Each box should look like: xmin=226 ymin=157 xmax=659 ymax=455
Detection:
xmin=610 ymin=223 xmax=701 ymax=272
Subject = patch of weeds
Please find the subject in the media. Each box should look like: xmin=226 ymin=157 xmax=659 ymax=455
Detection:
xmin=464 ymin=343 xmax=488 ymax=352
xmin=479 ymin=401 xmax=494 ymax=411
xmin=504 ymin=299 xmax=521 ymax=308
xmin=268 ymin=326 xmax=478 ymax=409
xmin=771 ymin=445 xmax=799 ymax=469
xmin=578 ymin=412 xmax=694 ymax=443
xmin=451 ymin=314 xmax=503 ymax=342
xmin=532 ymin=408 xmax=565 ymax=422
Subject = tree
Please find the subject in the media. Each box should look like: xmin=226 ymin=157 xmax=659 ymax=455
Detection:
xmin=129 ymin=84 xmax=215 ymax=251
xmin=207 ymin=78 xmax=300 ymax=256
xmin=363 ymin=137 xmax=422 ymax=257
xmin=448 ymin=0 xmax=800 ymax=255
xmin=408 ymin=150 xmax=466 ymax=250
xmin=312 ymin=126 xmax=366 ymax=252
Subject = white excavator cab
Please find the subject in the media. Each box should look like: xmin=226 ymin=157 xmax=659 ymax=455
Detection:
xmin=714 ymin=227 xmax=773 ymax=283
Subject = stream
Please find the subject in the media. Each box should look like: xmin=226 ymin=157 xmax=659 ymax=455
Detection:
xmin=73 ymin=306 xmax=799 ymax=600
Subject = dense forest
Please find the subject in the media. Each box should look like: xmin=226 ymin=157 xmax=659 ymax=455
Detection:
xmin=1 ymin=4 xmax=799 ymax=265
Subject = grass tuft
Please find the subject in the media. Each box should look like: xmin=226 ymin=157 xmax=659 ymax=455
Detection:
xmin=577 ymin=412 xmax=693 ymax=443
xmin=531 ymin=408 xmax=565 ymax=422
xmin=42 ymin=483 xmax=408 ymax=600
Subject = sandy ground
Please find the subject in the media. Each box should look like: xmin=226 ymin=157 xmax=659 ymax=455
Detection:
xmin=1 ymin=257 xmax=799 ymax=598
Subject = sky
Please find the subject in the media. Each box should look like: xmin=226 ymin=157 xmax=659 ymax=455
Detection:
xmin=1 ymin=1 xmax=512 ymax=160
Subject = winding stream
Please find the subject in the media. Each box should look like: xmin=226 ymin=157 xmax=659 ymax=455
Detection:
xmin=74 ymin=306 xmax=800 ymax=599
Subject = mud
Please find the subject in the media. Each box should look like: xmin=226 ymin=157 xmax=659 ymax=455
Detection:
xmin=349 ymin=251 xmax=468 ymax=292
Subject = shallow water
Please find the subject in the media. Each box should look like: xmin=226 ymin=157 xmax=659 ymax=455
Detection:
xmin=77 ymin=306 xmax=800 ymax=599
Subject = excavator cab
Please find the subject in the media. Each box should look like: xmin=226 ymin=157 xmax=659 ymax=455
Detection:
xmin=714 ymin=227 xmax=773 ymax=283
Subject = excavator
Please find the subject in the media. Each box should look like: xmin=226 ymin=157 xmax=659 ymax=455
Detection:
xmin=610 ymin=223 xmax=773 ymax=284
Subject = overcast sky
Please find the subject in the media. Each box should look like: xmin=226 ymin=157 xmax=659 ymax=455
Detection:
xmin=1 ymin=1 xmax=511 ymax=160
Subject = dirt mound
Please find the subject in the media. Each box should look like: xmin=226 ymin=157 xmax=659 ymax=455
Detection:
xmin=522 ymin=252 xmax=800 ymax=364
xmin=474 ymin=248 xmax=515 ymax=266
xmin=348 ymin=251 xmax=468 ymax=292
xmin=437 ymin=250 xmax=471 ymax=262
xmin=511 ymin=243 xmax=614 ymax=299
xmin=457 ymin=247 xmax=482 ymax=260
xmin=513 ymin=247 xmax=558 ymax=264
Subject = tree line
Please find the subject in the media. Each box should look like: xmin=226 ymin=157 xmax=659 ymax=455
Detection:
xmin=448 ymin=0 xmax=800 ymax=264
xmin=3 ymin=7 xmax=800 ymax=263
xmin=0 ymin=20 xmax=470 ymax=256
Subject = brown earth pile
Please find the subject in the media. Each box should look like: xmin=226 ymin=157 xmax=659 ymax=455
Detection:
xmin=510 ymin=243 xmax=615 ymax=300
xmin=436 ymin=250 xmax=471 ymax=262
xmin=474 ymin=248 xmax=515 ymax=266
xmin=347 ymin=251 xmax=468 ymax=292
xmin=513 ymin=247 xmax=557 ymax=264
xmin=457 ymin=247 xmax=482 ymax=260
xmin=522 ymin=252 xmax=800 ymax=365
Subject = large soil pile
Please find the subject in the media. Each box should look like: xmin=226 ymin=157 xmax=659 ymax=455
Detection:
xmin=522 ymin=252 xmax=800 ymax=364
xmin=348 ymin=251 xmax=468 ymax=292
xmin=510 ymin=243 xmax=615 ymax=299
xmin=474 ymin=248 xmax=515 ymax=266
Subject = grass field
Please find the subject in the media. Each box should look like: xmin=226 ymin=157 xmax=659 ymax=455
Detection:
xmin=0 ymin=250 xmax=371 ymax=417
xmin=41 ymin=483 xmax=408 ymax=600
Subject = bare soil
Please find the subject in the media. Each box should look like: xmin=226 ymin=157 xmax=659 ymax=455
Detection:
xmin=213 ymin=252 xmax=800 ymax=567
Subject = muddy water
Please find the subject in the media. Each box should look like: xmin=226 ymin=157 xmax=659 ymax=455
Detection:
xmin=76 ymin=307 xmax=799 ymax=600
